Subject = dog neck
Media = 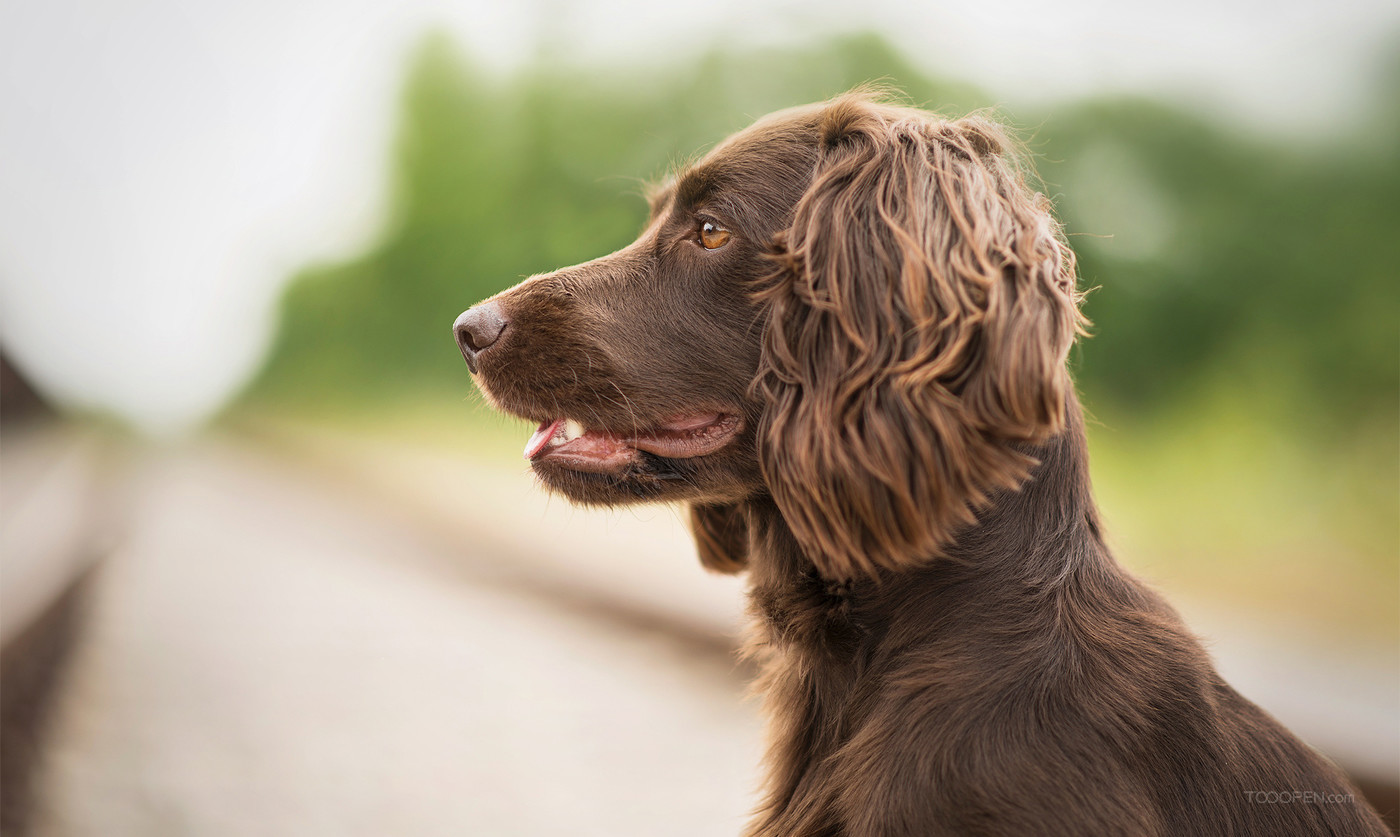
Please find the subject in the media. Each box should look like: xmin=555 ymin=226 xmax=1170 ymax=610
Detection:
xmin=742 ymin=394 xmax=1113 ymax=648
xmin=940 ymin=396 xmax=1109 ymax=583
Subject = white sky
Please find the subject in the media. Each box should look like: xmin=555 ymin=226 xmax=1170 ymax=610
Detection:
xmin=1 ymin=0 xmax=1395 ymax=432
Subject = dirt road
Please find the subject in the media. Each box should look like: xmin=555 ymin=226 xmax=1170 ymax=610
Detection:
xmin=22 ymin=431 xmax=1397 ymax=834
xmin=31 ymin=442 xmax=759 ymax=837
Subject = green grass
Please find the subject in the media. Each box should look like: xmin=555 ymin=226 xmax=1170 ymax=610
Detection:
xmin=1086 ymin=384 xmax=1398 ymax=644
xmin=227 ymin=389 xmax=533 ymax=468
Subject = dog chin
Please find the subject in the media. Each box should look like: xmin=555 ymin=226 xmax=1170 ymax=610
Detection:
xmin=529 ymin=456 xmax=673 ymax=505
xmin=530 ymin=445 xmax=760 ymax=508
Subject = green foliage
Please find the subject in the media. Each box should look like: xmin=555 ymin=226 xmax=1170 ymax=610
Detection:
xmin=242 ymin=34 xmax=989 ymax=408
xmin=241 ymin=31 xmax=1399 ymax=441
xmin=1039 ymin=98 xmax=1400 ymax=424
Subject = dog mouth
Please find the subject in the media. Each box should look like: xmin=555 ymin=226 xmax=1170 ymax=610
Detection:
xmin=523 ymin=412 xmax=742 ymax=473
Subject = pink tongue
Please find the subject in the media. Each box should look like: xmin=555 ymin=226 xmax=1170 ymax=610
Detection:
xmin=524 ymin=419 xmax=564 ymax=459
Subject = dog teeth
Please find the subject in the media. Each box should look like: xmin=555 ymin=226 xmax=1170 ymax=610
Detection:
xmin=563 ymin=419 xmax=585 ymax=440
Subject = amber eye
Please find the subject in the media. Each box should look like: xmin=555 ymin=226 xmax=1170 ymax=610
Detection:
xmin=699 ymin=221 xmax=731 ymax=250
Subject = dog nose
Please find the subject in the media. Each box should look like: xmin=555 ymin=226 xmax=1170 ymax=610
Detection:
xmin=454 ymin=302 xmax=507 ymax=373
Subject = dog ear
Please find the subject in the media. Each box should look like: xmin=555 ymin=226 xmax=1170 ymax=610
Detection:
xmin=755 ymin=102 xmax=1084 ymax=581
xmin=689 ymin=502 xmax=749 ymax=573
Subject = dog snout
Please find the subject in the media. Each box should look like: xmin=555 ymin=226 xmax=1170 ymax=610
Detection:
xmin=454 ymin=302 xmax=508 ymax=373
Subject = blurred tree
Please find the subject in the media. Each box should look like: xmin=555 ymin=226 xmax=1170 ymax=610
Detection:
xmin=240 ymin=31 xmax=1399 ymax=440
xmin=1041 ymin=98 xmax=1400 ymax=423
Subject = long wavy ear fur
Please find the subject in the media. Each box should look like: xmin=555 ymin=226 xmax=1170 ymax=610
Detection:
xmin=689 ymin=502 xmax=750 ymax=573
xmin=756 ymin=97 xmax=1085 ymax=581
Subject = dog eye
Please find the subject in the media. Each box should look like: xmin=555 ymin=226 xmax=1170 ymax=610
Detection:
xmin=699 ymin=221 xmax=731 ymax=250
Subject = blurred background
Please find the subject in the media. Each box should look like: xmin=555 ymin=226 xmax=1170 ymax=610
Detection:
xmin=2 ymin=0 xmax=1397 ymax=834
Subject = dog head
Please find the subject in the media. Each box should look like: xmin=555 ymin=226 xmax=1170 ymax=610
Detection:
xmin=456 ymin=93 xmax=1083 ymax=580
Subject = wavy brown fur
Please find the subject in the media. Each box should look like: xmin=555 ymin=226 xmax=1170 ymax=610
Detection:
xmin=756 ymin=100 xmax=1085 ymax=579
xmin=457 ymin=92 xmax=1390 ymax=836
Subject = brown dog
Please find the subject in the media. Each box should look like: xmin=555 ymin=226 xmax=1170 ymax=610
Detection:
xmin=454 ymin=93 xmax=1389 ymax=836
